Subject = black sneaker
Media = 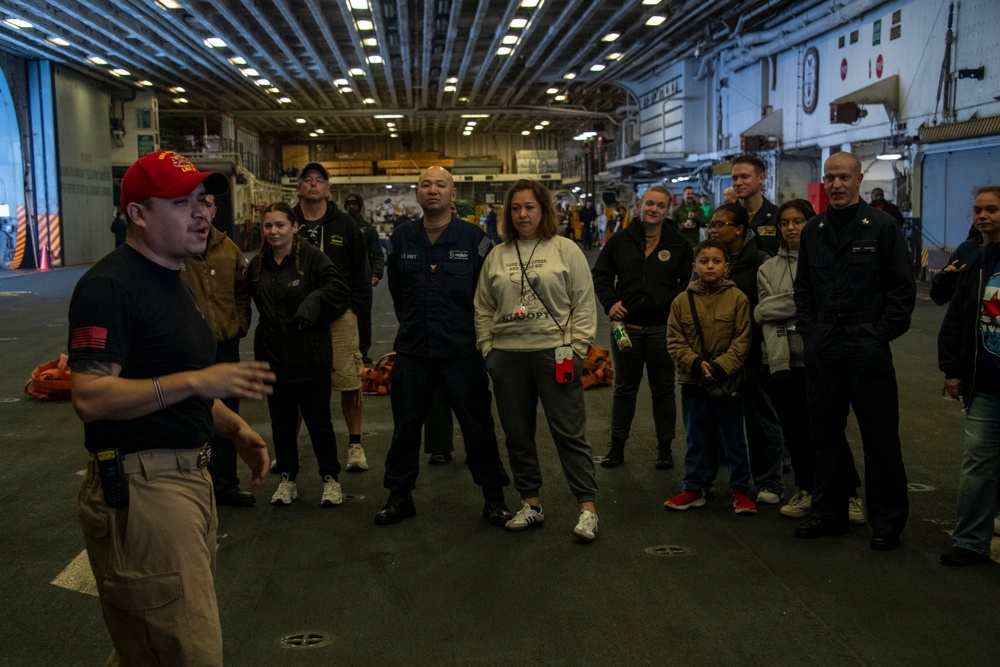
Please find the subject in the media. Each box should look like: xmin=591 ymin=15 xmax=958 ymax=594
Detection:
xmin=375 ymin=492 xmax=416 ymax=526
xmin=794 ymin=515 xmax=849 ymax=539
xmin=600 ymin=443 xmax=625 ymax=468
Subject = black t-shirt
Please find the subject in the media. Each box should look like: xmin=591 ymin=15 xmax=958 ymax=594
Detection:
xmin=68 ymin=245 xmax=217 ymax=455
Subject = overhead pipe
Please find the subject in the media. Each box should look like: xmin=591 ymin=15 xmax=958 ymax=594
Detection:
xmin=723 ymin=0 xmax=884 ymax=71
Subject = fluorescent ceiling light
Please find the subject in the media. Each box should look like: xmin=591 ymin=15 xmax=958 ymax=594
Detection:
xmin=386 ymin=122 xmax=395 ymax=126
xmin=240 ymin=68 xmax=259 ymax=77
xmin=169 ymin=86 xmax=186 ymax=93
xmin=466 ymin=121 xmax=477 ymax=126
xmin=646 ymin=16 xmax=666 ymax=26
xmin=349 ymin=68 xmax=365 ymax=76
xmin=315 ymin=129 xmax=324 ymax=134
xmin=458 ymin=96 xmax=468 ymax=102
xmin=461 ymin=114 xmax=490 ymax=118
xmin=510 ymin=18 xmax=528 ymax=29
xmin=204 ymin=37 xmax=226 ymax=48
xmin=446 ymin=77 xmax=458 ymax=84
xmin=278 ymin=97 xmax=292 ymax=104
xmin=642 ymin=0 xmax=662 ymax=5
xmin=497 ymin=47 xmax=512 ymax=55
xmin=47 ymin=37 xmax=70 ymax=46
xmin=602 ymin=33 xmax=619 ymax=42
xmin=356 ymin=19 xmax=374 ymax=31
xmin=521 ymin=130 xmax=531 ymax=135
xmin=444 ymin=85 xmax=456 ymax=92
xmin=4 ymin=18 xmax=33 ymax=29
xmin=375 ymin=114 xmax=404 ymax=118
xmin=87 ymin=56 xmax=108 ymax=65
xmin=295 ymin=118 xmax=307 ymax=124
xmin=157 ymin=1 xmax=182 ymax=9
xmin=607 ymin=52 xmax=623 ymax=60
xmin=228 ymin=57 xmax=246 ymax=65
xmin=876 ymin=151 xmax=902 ymax=161
xmin=138 ymin=80 xmax=153 ymax=86
xmin=502 ymin=35 xmax=518 ymax=45
xmin=368 ymin=55 xmax=383 ymax=64
xmin=349 ymin=0 xmax=369 ymax=9
xmin=363 ymin=37 xmax=377 ymax=46
xmin=590 ymin=64 xmax=606 ymax=72
xmin=334 ymin=78 xmax=348 ymax=86
xmin=546 ymin=88 xmax=558 ymax=94
xmin=111 ymin=69 xmax=131 ymax=76
xmin=266 ymin=87 xmax=280 ymax=93
xmin=339 ymin=87 xmax=352 ymax=93
xmin=363 ymin=97 xmax=376 ymax=104
xmin=534 ymin=125 xmax=543 ymax=130
xmin=390 ymin=133 xmax=399 ymax=138
xmin=563 ymin=72 xmax=576 ymax=80
xmin=463 ymin=131 xmax=472 ymax=136
xmin=521 ymin=0 xmax=540 ymax=7
xmin=173 ymin=97 xmax=188 ymax=104
xmin=540 ymin=120 xmax=550 ymax=125
xmin=309 ymin=132 xmax=317 ymax=137
xmin=554 ymin=94 xmax=566 ymax=101
xmin=255 ymin=79 xmax=271 ymax=86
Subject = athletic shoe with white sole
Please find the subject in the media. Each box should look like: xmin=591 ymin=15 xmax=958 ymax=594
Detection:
xmin=756 ymin=489 xmax=781 ymax=505
xmin=320 ymin=476 xmax=344 ymax=507
xmin=505 ymin=503 xmax=545 ymax=531
xmin=780 ymin=490 xmax=813 ymax=518
xmin=848 ymin=496 xmax=867 ymax=525
xmin=346 ymin=444 xmax=369 ymax=471
xmin=573 ymin=510 xmax=599 ymax=542
xmin=271 ymin=473 xmax=298 ymax=506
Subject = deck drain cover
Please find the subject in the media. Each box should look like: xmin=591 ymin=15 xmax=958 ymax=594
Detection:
xmin=279 ymin=631 xmax=333 ymax=649
xmin=343 ymin=493 xmax=366 ymax=502
xmin=907 ymin=483 xmax=935 ymax=492
xmin=645 ymin=544 xmax=696 ymax=557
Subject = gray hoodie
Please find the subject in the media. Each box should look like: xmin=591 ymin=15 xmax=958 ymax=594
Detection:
xmin=755 ymin=245 xmax=804 ymax=373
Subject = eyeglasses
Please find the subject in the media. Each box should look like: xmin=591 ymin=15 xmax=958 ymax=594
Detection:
xmin=779 ymin=218 xmax=807 ymax=228
xmin=709 ymin=221 xmax=739 ymax=229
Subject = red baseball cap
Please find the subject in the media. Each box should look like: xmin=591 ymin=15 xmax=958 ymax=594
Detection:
xmin=120 ymin=150 xmax=230 ymax=213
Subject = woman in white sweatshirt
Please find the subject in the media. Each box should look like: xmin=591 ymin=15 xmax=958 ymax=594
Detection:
xmin=474 ymin=180 xmax=600 ymax=542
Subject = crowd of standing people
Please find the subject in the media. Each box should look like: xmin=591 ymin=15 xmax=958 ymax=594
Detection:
xmin=69 ymin=149 xmax=996 ymax=665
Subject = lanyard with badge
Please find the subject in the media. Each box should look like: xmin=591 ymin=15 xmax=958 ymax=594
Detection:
xmin=514 ymin=240 xmax=575 ymax=383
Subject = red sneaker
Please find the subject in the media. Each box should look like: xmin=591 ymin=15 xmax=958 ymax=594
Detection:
xmin=733 ymin=490 xmax=757 ymax=515
xmin=664 ymin=490 xmax=705 ymax=511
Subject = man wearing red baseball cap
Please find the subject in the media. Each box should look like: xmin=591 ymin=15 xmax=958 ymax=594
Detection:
xmin=68 ymin=150 xmax=275 ymax=665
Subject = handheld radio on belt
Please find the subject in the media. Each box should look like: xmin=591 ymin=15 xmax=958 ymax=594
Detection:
xmin=96 ymin=449 xmax=129 ymax=508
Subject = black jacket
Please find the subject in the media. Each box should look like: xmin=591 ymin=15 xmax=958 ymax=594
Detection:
xmin=592 ymin=221 xmax=693 ymax=327
xmin=294 ymin=201 xmax=372 ymax=315
xmin=749 ymin=197 xmax=781 ymax=257
xmin=725 ymin=230 xmax=770 ymax=363
xmin=386 ymin=216 xmax=492 ymax=358
xmin=248 ymin=240 xmax=350 ymax=382
xmin=938 ymin=243 xmax=1000 ymax=406
xmin=930 ymin=238 xmax=982 ymax=305
xmin=794 ymin=201 xmax=915 ymax=353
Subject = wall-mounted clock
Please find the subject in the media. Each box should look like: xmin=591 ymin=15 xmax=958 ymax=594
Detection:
xmin=803 ymin=46 xmax=819 ymax=114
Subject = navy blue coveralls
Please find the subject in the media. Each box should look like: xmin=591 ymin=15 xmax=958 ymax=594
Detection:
xmin=794 ymin=200 xmax=915 ymax=532
xmin=383 ymin=217 xmax=510 ymax=493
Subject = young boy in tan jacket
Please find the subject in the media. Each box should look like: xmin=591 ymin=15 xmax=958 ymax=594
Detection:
xmin=665 ymin=239 xmax=756 ymax=514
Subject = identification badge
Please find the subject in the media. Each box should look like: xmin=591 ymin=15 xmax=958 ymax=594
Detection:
xmin=512 ymin=304 xmax=527 ymax=319
xmin=555 ymin=346 xmax=574 ymax=383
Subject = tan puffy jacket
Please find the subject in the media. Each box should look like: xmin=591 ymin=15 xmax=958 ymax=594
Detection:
xmin=667 ymin=279 xmax=750 ymax=386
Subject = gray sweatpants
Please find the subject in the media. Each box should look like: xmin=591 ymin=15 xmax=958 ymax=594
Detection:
xmin=486 ymin=348 xmax=598 ymax=503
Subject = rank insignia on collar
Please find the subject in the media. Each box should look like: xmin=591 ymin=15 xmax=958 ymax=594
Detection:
xmin=862 ymin=218 xmax=869 ymax=225
xmin=818 ymin=221 xmax=824 ymax=228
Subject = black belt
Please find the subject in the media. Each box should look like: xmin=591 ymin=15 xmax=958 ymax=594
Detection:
xmin=816 ymin=310 xmax=881 ymax=326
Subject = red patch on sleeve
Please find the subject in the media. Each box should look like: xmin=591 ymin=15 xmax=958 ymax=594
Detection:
xmin=70 ymin=326 xmax=108 ymax=350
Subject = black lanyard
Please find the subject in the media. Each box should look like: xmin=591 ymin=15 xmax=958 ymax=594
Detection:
xmin=514 ymin=239 xmax=569 ymax=340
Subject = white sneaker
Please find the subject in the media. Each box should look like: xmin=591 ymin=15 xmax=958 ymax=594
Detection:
xmin=756 ymin=489 xmax=782 ymax=505
xmin=780 ymin=490 xmax=812 ymax=518
xmin=573 ymin=510 xmax=599 ymax=542
xmin=320 ymin=476 xmax=344 ymax=507
xmin=505 ymin=503 xmax=545 ymax=531
xmin=848 ymin=496 xmax=866 ymax=525
xmin=346 ymin=444 xmax=369 ymax=471
xmin=271 ymin=473 xmax=298 ymax=506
